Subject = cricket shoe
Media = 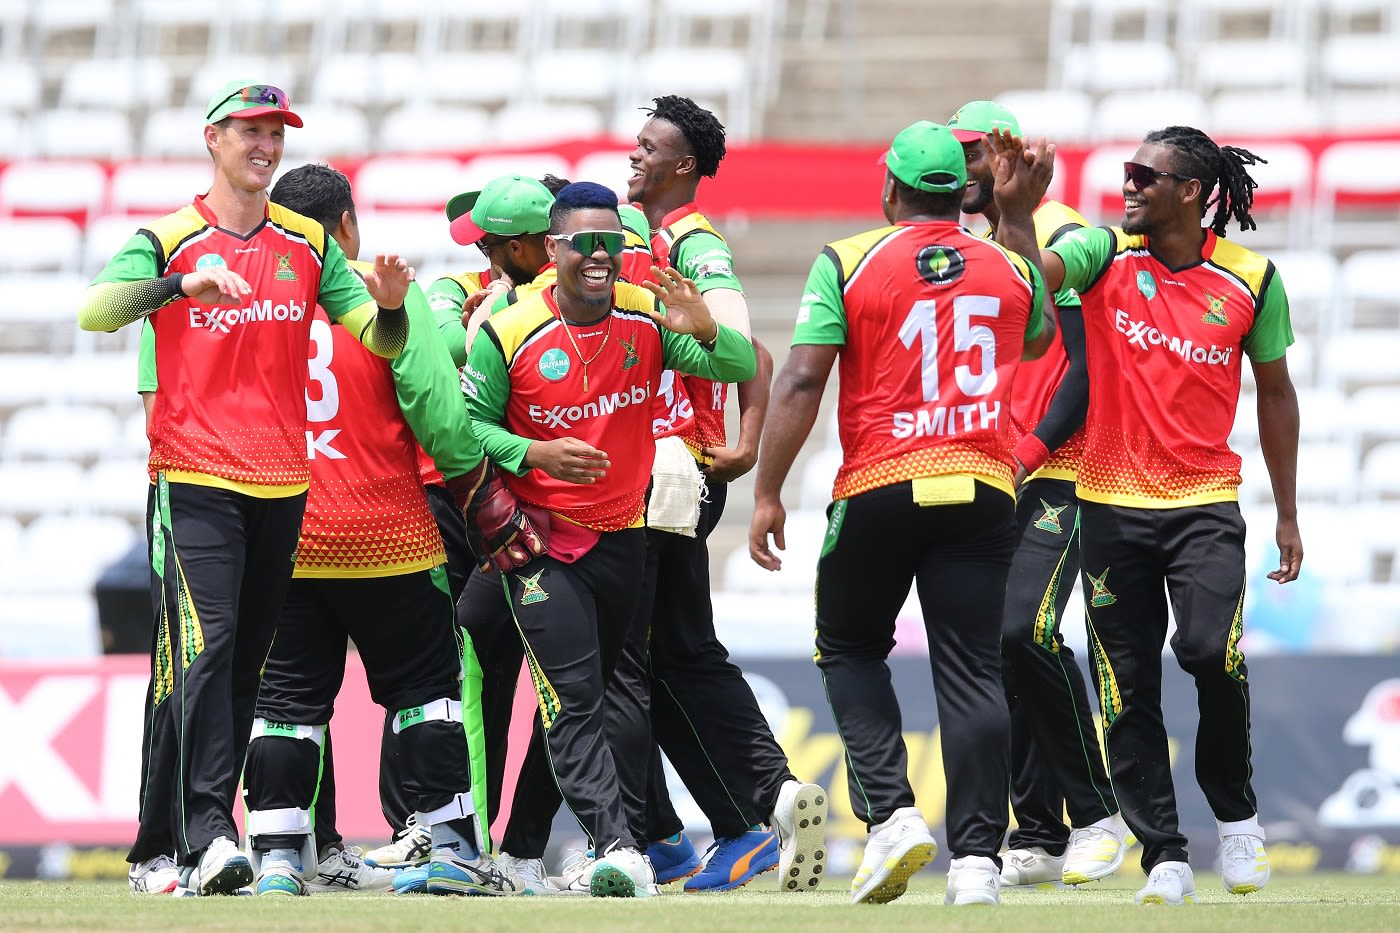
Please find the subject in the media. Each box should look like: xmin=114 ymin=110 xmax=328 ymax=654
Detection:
xmin=850 ymin=807 xmax=937 ymax=905
xmin=425 ymin=847 xmax=520 ymax=896
xmin=306 ymin=846 xmax=395 ymax=893
xmin=589 ymin=845 xmax=656 ymax=898
xmin=1219 ymin=820 xmax=1270 ymax=895
xmin=945 ymin=855 xmax=1000 ymax=906
xmin=647 ymin=833 xmax=702 ymax=885
xmin=1135 ymin=860 xmax=1195 ymax=906
xmin=128 ymin=854 xmax=180 ymax=895
xmin=392 ymin=866 xmax=429 ymax=894
xmin=498 ymin=853 xmax=558 ymax=896
xmin=1063 ymin=812 xmax=1130 ymax=884
xmin=364 ymin=815 xmax=432 ymax=869
xmin=193 ymin=837 xmax=254 ymax=896
xmin=770 ymin=779 xmax=828 ymax=892
xmin=1000 ymin=846 xmax=1067 ymax=887
xmin=683 ymin=830 xmax=778 ymax=892
xmin=255 ymin=860 xmax=306 ymax=897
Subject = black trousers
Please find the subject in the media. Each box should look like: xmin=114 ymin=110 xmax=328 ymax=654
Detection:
xmin=610 ymin=480 xmax=795 ymax=843
xmin=128 ymin=477 xmax=305 ymax=866
xmin=505 ymin=530 xmax=647 ymax=853
xmin=1079 ymin=501 xmax=1257 ymax=872
xmin=815 ymin=479 xmax=1015 ymax=861
xmin=376 ymin=482 xmax=474 ymax=836
xmin=245 ymin=567 xmax=470 ymax=852
xmin=1002 ymin=478 xmax=1116 ymax=853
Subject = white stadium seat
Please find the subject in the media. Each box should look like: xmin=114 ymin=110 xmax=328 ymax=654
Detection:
xmin=491 ymin=104 xmax=606 ymax=146
xmin=80 ymin=460 xmax=151 ymax=521
xmin=460 ymin=154 xmax=575 ymax=191
xmin=108 ymin=162 xmax=212 ymax=215
xmin=1091 ymin=90 xmax=1207 ymax=143
xmin=0 ymin=462 xmax=85 ymax=516
xmin=140 ymin=107 xmax=212 ymax=160
xmin=31 ymin=110 xmax=134 ymax=160
xmin=0 ymin=218 xmax=85 ymax=275
xmin=58 ymin=58 xmax=172 ymax=112
xmin=354 ymin=156 xmax=467 ymax=212
xmin=0 ymin=160 xmax=107 ymax=222
xmin=376 ymin=106 xmax=490 ymax=156
xmin=3 ymin=406 xmax=120 ymax=463
xmin=994 ymin=89 xmax=1094 ymax=143
xmin=571 ymin=150 xmax=636 ymax=201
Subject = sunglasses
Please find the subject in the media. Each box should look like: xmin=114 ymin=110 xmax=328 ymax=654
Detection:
xmin=207 ymin=84 xmax=291 ymax=119
xmin=476 ymin=235 xmax=511 ymax=257
xmin=1123 ymin=161 xmax=1195 ymax=189
xmin=550 ymin=230 xmax=626 ymax=258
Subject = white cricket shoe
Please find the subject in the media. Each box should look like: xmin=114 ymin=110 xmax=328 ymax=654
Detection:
xmin=547 ymin=849 xmax=594 ymax=896
xmin=1063 ymin=812 xmax=1130 ymax=884
xmin=499 ymin=853 xmax=558 ymax=896
xmin=850 ymin=806 xmax=937 ymax=905
xmin=128 ymin=854 xmax=180 ymax=895
xmin=589 ymin=845 xmax=656 ymax=898
xmin=1135 ymin=860 xmax=1195 ymax=906
xmin=945 ymin=855 xmax=1000 ymax=905
xmin=770 ymin=779 xmax=828 ymax=892
xmin=1220 ymin=827 xmax=1270 ymax=894
xmin=306 ymin=846 xmax=395 ymax=893
xmin=196 ymin=836 xmax=254 ymax=896
xmin=364 ymin=816 xmax=432 ymax=869
xmin=1000 ymin=846 xmax=1066 ymax=887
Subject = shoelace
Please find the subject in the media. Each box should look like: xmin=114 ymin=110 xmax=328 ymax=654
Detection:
xmin=147 ymin=854 xmax=177 ymax=872
xmin=1222 ymin=836 xmax=1259 ymax=861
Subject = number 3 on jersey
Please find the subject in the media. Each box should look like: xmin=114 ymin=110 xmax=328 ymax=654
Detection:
xmin=305 ymin=318 xmax=346 ymax=459
xmin=897 ymin=295 xmax=1000 ymax=402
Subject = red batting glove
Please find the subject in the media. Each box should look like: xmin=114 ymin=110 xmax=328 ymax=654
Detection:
xmin=446 ymin=461 xmax=548 ymax=572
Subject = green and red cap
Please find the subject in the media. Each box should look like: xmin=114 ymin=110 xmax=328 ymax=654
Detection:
xmin=205 ymin=79 xmax=302 ymax=127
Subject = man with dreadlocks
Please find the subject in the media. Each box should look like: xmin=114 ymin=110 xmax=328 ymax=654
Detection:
xmin=995 ymin=125 xmax=1301 ymax=907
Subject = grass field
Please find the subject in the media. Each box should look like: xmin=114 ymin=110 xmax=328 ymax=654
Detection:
xmin=2 ymin=873 xmax=1398 ymax=932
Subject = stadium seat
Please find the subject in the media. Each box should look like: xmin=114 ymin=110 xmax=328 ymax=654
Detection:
xmin=1320 ymin=332 xmax=1400 ymax=390
xmin=797 ymin=446 xmax=842 ymax=511
xmin=1336 ymin=250 xmax=1400 ymax=331
xmin=1295 ymin=386 xmax=1348 ymax=444
xmin=58 ymin=58 xmax=173 ymax=113
xmin=79 ymin=460 xmax=152 ymax=521
xmin=3 ymin=406 xmax=119 ymax=463
xmin=0 ymin=160 xmax=107 ymax=225
xmin=309 ymin=54 xmax=424 ymax=110
xmin=1327 ymin=91 xmax=1400 ymax=132
xmin=1061 ymin=41 xmax=1176 ymax=93
xmin=0 ymin=60 xmax=42 ymax=114
xmin=1295 ymin=442 xmax=1360 ymax=505
xmin=636 ymin=47 xmax=752 ymax=138
xmin=1207 ymin=91 xmax=1324 ymax=137
xmin=418 ymin=54 xmax=526 ymax=109
xmin=0 ymin=515 xmax=19 ymax=563
xmin=1077 ymin=143 xmax=1138 ymax=225
xmin=355 ymin=210 xmax=458 ymax=271
xmin=1091 ymin=90 xmax=1208 ymax=143
xmin=460 ymin=153 xmax=575 ymax=191
xmin=1360 ymin=442 xmax=1400 ymax=501
xmin=1190 ymin=39 xmax=1309 ymax=94
xmin=571 ymin=150 xmax=636 ymax=201
xmin=122 ymin=409 xmax=150 ymax=457
xmin=0 ymin=462 xmax=85 ymax=516
xmin=526 ymin=50 xmax=627 ymax=108
xmin=491 ymin=104 xmax=607 ymax=145
xmin=1267 ymin=251 xmax=1338 ymax=335
xmin=1345 ymin=387 xmax=1400 ymax=447
xmin=284 ymin=105 xmax=372 ymax=159
xmin=1210 ymin=139 xmax=1312 ymax=250
xmin=24 ymin=514 xmax=139 ymax=576
xmin=1309 ymin=141 xmax=1400 ymax=252
xmin=61 ymin=354 xmax=145 ymax=408
xmin=1320 ymin=34 xmax=1400 ymax=92
xmin=185 ymin=58 xmax=297 ymax=110
xmin=84 ymin=215 xmax=152 ymax=279
xmin=31 ymin=110 xmax=134 ymax=160
xmin=532 ymin=0 xmax=649 ymax=56
xmin=354 ymin=156 xmax=468 ymax=212
xmin=0 ymin=275 xmax=90 ymax=331
xmin=994 ymin=89 xmax=1095 ymax=143
xmin=108 ymin=162 xmax=212 ymax=216
xmin=140 ymin=108 xmax=211 ymax=160
xmin=0 ymin=595 xmax=101 ymax=658
xmin=133 ymin=0 xmax=226 ymax=59
xmin=0 ymin=218 xmax=85 ymax=275
xmin=32 ymin=0 xmax=118 ymax=58
xmin=375 ymin=106 xmax=490 ymax=156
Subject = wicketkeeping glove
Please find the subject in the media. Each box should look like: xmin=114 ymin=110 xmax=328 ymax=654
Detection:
xmin=446 ymin=460 xmax=548 ymax=572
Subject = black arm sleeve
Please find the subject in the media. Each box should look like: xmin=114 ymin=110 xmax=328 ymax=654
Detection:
xmin=1031 ymin=304 xmax=1089 ymax=454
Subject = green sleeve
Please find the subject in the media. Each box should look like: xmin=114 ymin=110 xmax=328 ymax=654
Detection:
xmin=463 ymin=323 xmax=533 ymax=476
xmin=425 ymin=276 xmax=470 ymax=367
xmin=92 ymin=233 xmax=160 ymax=285
xmin=675 ymin=231 xmax=743 ymax=294
xmin=137 ymin=319 xmax=157 ymax=392
xmin=390 ymin=282 xmax=483 ymax=477
xmin=791 ymin=250 xmax=847 ymax=346
xmin=1022 ymin=258 xmax=1049 ymax=343
xmin=316 ymin=236 xmax=375 ymax=321
xmin=1242 ymin=271 xmax=1294 ymax=363
xmin=1046 ymin=226 xmax=1115 ymax=296
xmin=659 ymin=324 xmax=756 ymax=383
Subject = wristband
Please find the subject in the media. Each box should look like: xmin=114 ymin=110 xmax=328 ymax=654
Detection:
xmin=161 ymin=273 xmax=185 ymax=303
xmin=1013 ymin=434 xmax=1051 ymax=474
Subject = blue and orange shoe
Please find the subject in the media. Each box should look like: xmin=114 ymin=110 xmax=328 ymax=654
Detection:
xmin=648 ymin=833 xmax=703 ymax=885
xmin=682 ymin=830 xmax=779 ymax=892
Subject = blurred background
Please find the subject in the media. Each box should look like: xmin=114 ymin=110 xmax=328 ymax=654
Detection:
xmin=1 ymin=0 xmax=1398 ymax=882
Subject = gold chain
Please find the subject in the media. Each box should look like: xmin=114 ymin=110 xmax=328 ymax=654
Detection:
xmin=558 ymin=313 xmax=613 ymax=394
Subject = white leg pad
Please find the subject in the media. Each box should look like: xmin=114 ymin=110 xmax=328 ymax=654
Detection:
xmin=250 ymin=718 xmax=326 ymax=745
xmin=419 ymin=792 xmax=476 ymax=827
xmin=392 ymin=698 xmax=462 ymax=734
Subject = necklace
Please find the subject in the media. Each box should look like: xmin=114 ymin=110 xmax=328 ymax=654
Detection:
xmin=558 ymin=312 xmax=612 ymax=393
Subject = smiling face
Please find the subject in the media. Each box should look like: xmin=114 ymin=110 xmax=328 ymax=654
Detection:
xmin=1122 ymin=141 xmax=1195 ymax=236
xmin=959 ymin=137 xmax=996 ymax=216
xmin=627 ymin=117 xmax=691 ymax=205
xmin=207 ymin=114 xmax=286 ymax=194
xmin=548 ymin=208 xmax=623 ymax=318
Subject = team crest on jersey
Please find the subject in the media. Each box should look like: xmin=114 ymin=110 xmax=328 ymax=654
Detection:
xmin=519 ymin=570 xmax=549 ymax=605
xmin=916 ymin=245 xmax=965 ymax=286
xmin=538 ymin=348 xmax=571 ymax=381
xmin=195 ymin=253 xmax=227 ymax=271
xmin=1202 ymin=291 xmax=1230 ymax=326
xmin=1086 ymin=568 xmax=1117 ymax=608
xmin=274 ymin=251 xmax=298 ymax=281
xmin=621 ymin=336 xmax=639 ymax=370
xmin=1034 ymin=500 xmax=1068 ymax=534
xmin=1136 ymin=271 xmax=1157 ymax=300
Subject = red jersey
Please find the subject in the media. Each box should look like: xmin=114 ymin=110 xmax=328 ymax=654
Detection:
xmin=792 ymin=221 xmax=1047 ymax=500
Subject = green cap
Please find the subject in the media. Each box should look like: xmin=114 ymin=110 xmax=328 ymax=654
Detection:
xmin=205 ymin=79 xmax=302 ymax=127
xmin=947 ymin=100 xmax=1021 ymax=142
xmin=446 ymin=174 xmax=554 ymax=246
xmin=617 ymin=203 xmax=651 ymax=243
xmin=881 ymin=121 xmax=966 ymax=193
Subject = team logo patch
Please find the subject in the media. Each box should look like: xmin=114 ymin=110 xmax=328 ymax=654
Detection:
xmin=1136 ymin=270 xmax=1157 ymax=300
xmin=195 ymin=253 xmax=227 ymax=271
xmin=693 ymin=259 xmax=732 ymax=279
xmin=1202 ymin=291 xmax=1230 ymax=326
xmin=621 ymin=335 xmax=639 ymax=370
xmin=916 ymin=245 xmax=965 ymax=286
xmin=538 ymin=348 xmax=571 ymax=381
xmin=1034 ymin=500 xmax=1068 ymax=534
xmin=1087 ymin=568 xmax=1118 ymax=608
xmin=519 ymin=570 xmax=549 ymax=605
xmin=274 ymin=251 xmax=298 ymax=281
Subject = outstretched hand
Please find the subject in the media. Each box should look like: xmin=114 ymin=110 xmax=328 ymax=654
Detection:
xmin=988 ymin=129 xmax=1056 ymax=217
xmin=641 ymin=266 xmax=720 ymax=343
xmin=362 ymin=253 xmax=416 ymax=308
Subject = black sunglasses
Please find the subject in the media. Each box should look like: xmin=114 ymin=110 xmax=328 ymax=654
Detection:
xmin=1124 ymin=161 xmax=1194 ymax=189
xmin=206 ymin=84 xmax=291 ymax=120
xmin=476 ymin=236 xmax=511 ymax=257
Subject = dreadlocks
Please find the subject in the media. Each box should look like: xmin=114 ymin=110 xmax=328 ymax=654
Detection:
xmin=645 ymin=95 xmax=727 ymax=178
xmin=1144 ymin=126 xmax=1267 ymax=237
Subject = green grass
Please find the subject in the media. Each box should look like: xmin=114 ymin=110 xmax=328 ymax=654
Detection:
xmin=2 ymin=873 xmax=1397 ymax=932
